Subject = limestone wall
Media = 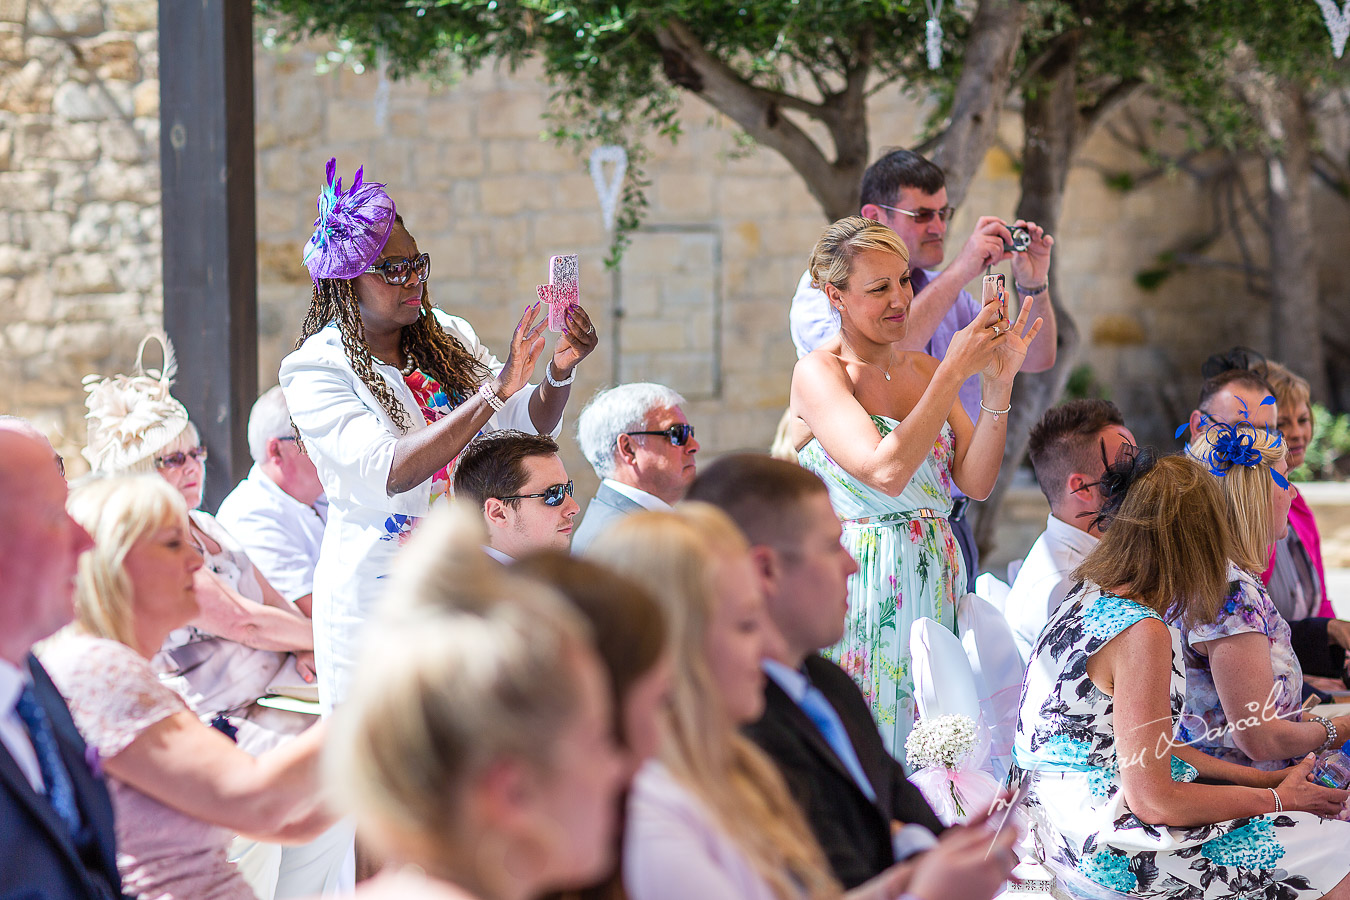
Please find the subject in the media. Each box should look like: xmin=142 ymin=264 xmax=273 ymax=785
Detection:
xmin=3 ymin=6 xmax=1348 ymax=496
xmin=0 ymin=0 xmax=160 ymax=474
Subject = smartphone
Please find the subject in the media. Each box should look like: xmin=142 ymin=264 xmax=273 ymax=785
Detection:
xmin=541 ymin=254 xmax=579 ymax=333
xmin=982 ymin=273 xmax=1007 ymax=320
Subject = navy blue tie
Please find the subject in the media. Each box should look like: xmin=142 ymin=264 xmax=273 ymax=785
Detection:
xmin=15 ymin=683 xmax=84 ymax=839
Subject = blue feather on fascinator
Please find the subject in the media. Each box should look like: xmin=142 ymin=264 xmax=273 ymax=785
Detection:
xmin=1183 ymin=396 xmax=1289 ymax=490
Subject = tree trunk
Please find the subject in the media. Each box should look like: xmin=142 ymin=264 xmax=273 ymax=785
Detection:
xmin=972 ymin=42 xmax=1082 ymax=561
xmin=1262 ymin=82 xmax=1327 ymax=400
xmin=930 ymin=0 xmax=1027 ymax=205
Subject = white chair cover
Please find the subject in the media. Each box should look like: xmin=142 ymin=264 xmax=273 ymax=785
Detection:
xmin=958 ymin=592 xmax=1026 ymax=780
xmin=909 ymin=616 xmax=982 ymax=722
xmin=976 ymin=571 xmax=1013 ymax=613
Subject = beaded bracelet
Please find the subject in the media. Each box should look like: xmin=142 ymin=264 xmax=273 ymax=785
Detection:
xmin=1269 ymin=788 xmax=1282 ymax=813
xmin=477 ymin=382 xmax=505 ymax=413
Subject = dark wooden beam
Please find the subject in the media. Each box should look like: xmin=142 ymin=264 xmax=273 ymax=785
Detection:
xmin=158 ymin=1 xmax=257 ymax=512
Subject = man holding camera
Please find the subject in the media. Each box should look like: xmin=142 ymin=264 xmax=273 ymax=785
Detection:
xmin=789 ymin=148 xmax=1057 ymax=589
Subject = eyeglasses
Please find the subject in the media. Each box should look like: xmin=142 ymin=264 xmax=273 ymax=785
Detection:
xmin=156 ymin=446 xmax=208 ymax=470
xmin=498 ymin=481 xmax=574 ymax=507
xmin=364 ymin=253 xmax=431 ymax=286
xmin=626 ymin=424 xmax=696 ymax=447
xmin=54 ymin=454 xmax=64 ymax=477
xmin=873 ymin=203 xmax=955 ymax=224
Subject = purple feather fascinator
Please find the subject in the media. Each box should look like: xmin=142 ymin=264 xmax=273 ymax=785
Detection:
xmin=302 ymin=158 xmax=397 ymax=282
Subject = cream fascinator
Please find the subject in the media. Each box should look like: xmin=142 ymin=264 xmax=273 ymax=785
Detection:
xmin=82 ymin=333 xmax=192 ymax=474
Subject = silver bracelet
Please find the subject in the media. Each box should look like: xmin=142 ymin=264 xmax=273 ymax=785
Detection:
xmin=1311 ymin=714 xmax=1337 ymax=753
xmin=545 ymin=363 xmax=576 ymax=388
xmin=477 ymin=382 xmax=505 ymax=413
xmin=1269 ymin=787 xmax=1282 ymax=813
xmin=1015 ymin=281 xmax=1048 ymax=297
xmin=980 ymin=400 xmax=1013 ymax=420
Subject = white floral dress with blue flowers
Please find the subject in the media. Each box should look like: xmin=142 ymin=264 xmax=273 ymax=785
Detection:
xmin=1012 ymin=582 xmax=1350 ymax=899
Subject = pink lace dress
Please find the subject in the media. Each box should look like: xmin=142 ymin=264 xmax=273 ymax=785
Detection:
xmin=43 ymin=634 xmax=255 ymax=900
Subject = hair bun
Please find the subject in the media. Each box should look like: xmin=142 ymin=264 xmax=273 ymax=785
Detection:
xmin=1201 ymin=345 xmax=1268 ymax=381
xmin=1089 ymin=444 xmax=1159 ymax=533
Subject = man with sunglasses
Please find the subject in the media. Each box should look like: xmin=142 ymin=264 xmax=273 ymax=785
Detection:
xmin=1005 ymin=399 xmax=1135 ymax=663
xmin=572 ymin=383 xmax=699 ymax=553
xmin=789 ymin=149 xmax=1058 ymax=592
xmin=452 ymin=430 xmax=580 ymax=562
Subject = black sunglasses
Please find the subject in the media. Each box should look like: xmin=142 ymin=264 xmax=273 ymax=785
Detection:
xmin=364 ymin=252 xmax=431 ymax=286
xmin=498 ymin=481 xmax=574 ymax=507
xmin=625 ymin=424 xmax=695 ymax=447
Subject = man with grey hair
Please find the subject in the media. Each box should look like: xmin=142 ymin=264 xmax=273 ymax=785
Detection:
xmin=572 ymin=382 xmax=699 ymax=553
xmin=217 ymin=386 xmax=327 ymax=615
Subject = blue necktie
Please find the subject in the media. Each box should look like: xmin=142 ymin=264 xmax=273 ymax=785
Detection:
xmin=15 ymin=683 xmax=84 ymax=839
xmin=798 ymin=683 xmax=876 ymax=802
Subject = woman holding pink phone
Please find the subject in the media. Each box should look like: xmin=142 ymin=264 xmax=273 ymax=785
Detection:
xmin=279 ymin=158 xmax=599 ymax=712
xmin=789 ymin=216 xmax=1042 ymax=761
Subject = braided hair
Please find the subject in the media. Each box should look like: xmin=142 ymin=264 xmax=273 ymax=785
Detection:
xmin=295 ymin=220 xmax=490 ymax=432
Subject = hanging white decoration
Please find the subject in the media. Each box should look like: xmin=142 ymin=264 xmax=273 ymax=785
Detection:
xmin=589 ymin=145 xmax=628 ymax=232
xmin=925 ymin=0 xmax=944 ymax=70
xmin=1314 ymin=0 xmax=1350 ymax=59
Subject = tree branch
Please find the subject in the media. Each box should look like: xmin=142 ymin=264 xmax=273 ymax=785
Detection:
xmin=652 ymin=18 xmax=860 ymax=218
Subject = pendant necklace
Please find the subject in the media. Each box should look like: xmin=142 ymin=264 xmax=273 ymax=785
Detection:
xmin=840 ymin=336 xmax=894 ymax=382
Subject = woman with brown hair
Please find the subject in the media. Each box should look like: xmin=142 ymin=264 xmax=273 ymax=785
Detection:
xmin=1013 ymin=452 xmax=1350 ymax=900
xmin=279 ymin=159 xmax=598 ymax=711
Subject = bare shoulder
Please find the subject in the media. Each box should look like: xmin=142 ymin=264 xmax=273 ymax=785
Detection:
xmin=793 ymin=344 xmax=849 ymax=384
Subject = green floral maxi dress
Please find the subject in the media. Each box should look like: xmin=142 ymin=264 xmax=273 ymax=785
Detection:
xmin=798 ymin=416 xmax=966 ymax=763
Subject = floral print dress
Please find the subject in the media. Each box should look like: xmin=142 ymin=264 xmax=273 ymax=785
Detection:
xmin=1176 ymin=563 xmax=1304 ymax=772
xmin=798 ymin=415 xmax=966 ymax=763
xmin=1012 ymin=583 xmax=1350 ymax=899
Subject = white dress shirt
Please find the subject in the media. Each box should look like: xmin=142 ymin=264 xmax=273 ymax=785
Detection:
xmin=217 ymin=464 xmax=328 ymax=603
xmin=0 ymin=659 xmax=43 ymax=791
xmin=1005 ymin=514 xmax=1099 ymax=663
xmin=483 ymin=546 xmax=514 ymax=565
xmin=602 ymin=479 xmax=672 ymax=511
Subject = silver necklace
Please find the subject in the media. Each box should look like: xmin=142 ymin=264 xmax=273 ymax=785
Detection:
xmin=840 ymin=336 xmax=895 ymax=382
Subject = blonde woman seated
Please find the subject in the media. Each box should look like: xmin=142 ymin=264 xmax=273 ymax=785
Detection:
xmin=40 ymin=476 xmax=333 ymax=900
xmin=588 ymin=505 xmax=1018 ymax=900
xmin=84 ymin=337 xmax=314 ymax=755
xmin=326 ymin=507 xmax=626 ymax=900
xmin=1013 ymin=453 xmax=1350 ymax=900
xmin=1177 ymin=422 xmax=1350 ymax=769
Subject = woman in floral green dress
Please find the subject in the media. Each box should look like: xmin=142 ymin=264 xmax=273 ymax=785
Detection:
xmin=790 ymin=217 xmax=1042 ymax=759
xmin=1014 ymin=453 xmax=1350 ymax=900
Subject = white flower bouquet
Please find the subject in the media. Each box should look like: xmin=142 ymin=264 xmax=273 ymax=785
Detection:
xmin=906 ymin=713 xmax=997 ymax=823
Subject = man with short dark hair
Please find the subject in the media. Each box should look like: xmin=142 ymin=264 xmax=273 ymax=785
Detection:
xmin=688 ymin=453 xmax=943 ymax=889
xmin=1188 ymin=368 xmax=1278 ymax=439
xmin=452 ymin=430 xmax=580 ymax=562
xmin=0 ymin=430 xmax=123 ymax=900
xmin=1005 ymin=400 xmax=1135 ymax=661
xmin=789 ymin=148 xmax=1058 ymax=591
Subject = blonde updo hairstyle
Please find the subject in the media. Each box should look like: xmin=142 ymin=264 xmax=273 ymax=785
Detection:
xmin=326 ymin=503 xmax=596 ymax=873
xmin=586 ymin=504 xmax=840 ymax=900
xmin=1188 ymin=423 xmax=1287 ymax=574
xmin=1263 ymin=360 xmax=1314 ymax=431
xmin=807 ymin=215 xmax=910 ymax=299
xmin=66 ymin=475 xmax=190 ymax=648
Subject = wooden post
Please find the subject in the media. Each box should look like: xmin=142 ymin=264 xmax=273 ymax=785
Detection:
xmin=158 ymin=1 xmax=257 ymax=512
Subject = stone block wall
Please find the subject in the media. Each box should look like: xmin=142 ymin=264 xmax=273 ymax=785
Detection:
xmin=0 ymin=0 xmax=160 ymax=474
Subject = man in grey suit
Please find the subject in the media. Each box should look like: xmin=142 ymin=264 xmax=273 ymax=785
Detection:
xmin=572 ymin=382 xmax=699 ymax=552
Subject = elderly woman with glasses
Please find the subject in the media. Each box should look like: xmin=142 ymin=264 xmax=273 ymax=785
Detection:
xmin=84 ymin=338 xmax=349 ymax=898
xmin=279 ymin=159 xmax=598 ymax=712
